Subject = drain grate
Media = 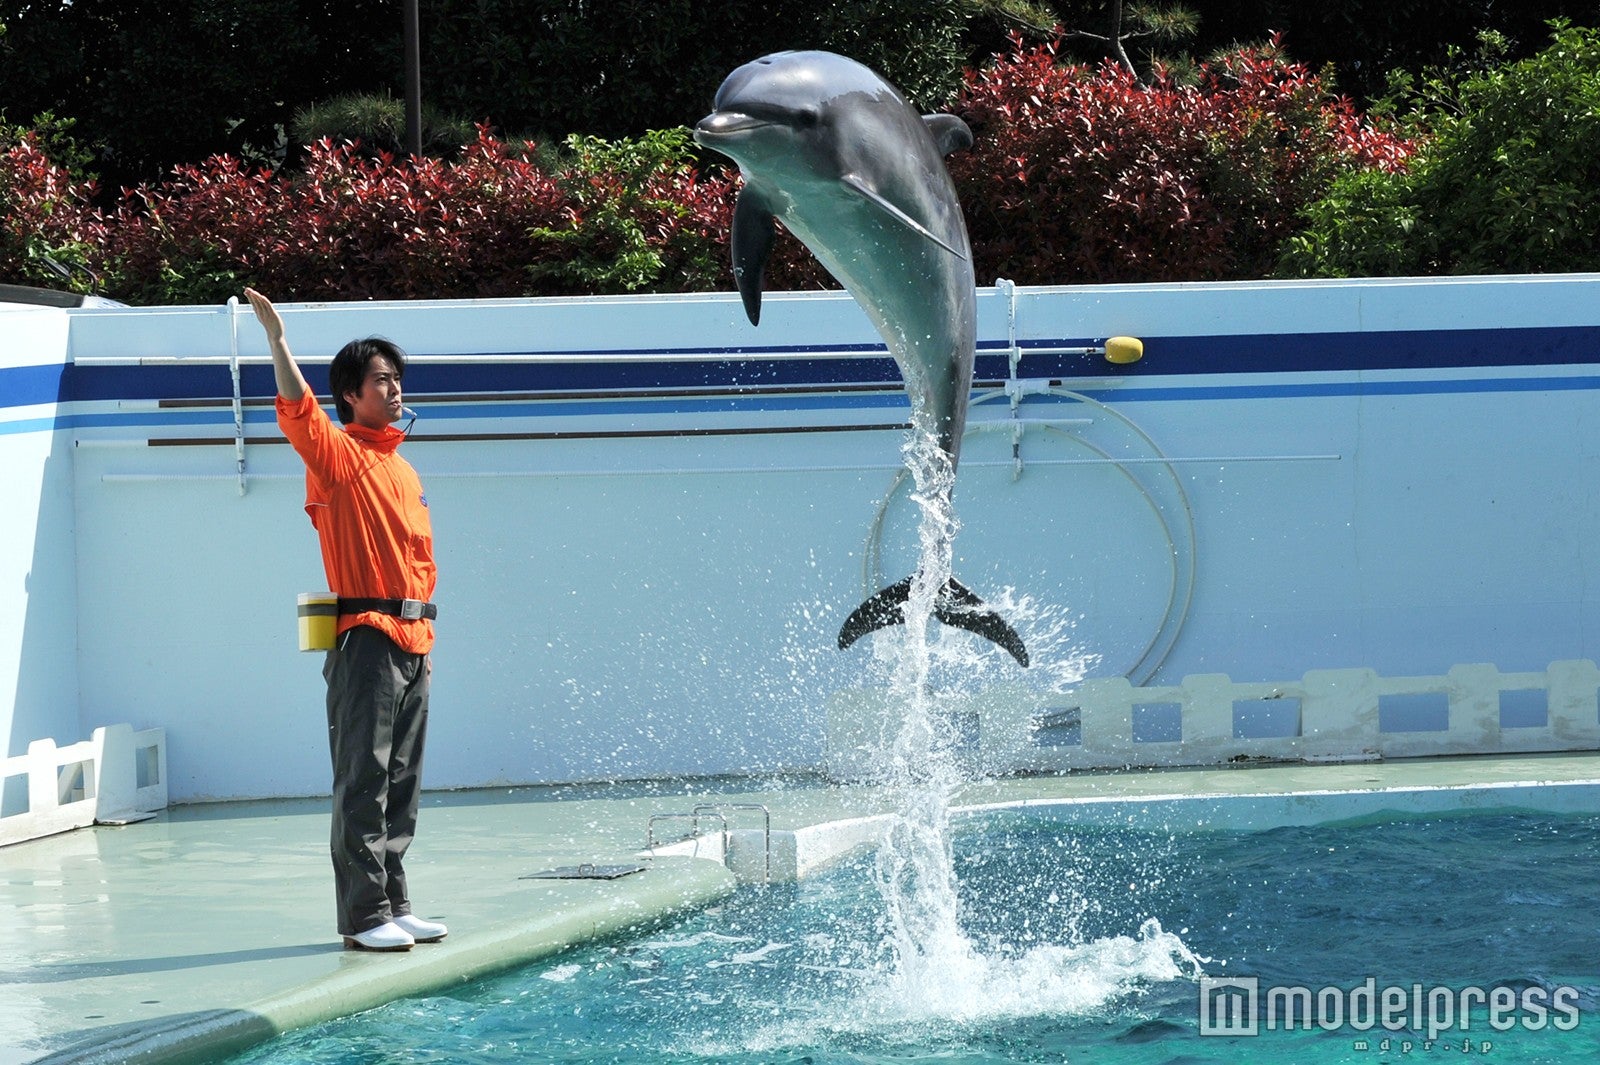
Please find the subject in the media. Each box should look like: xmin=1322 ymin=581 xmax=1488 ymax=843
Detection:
xmin=519 ymin=862 xmax=646 ymax=881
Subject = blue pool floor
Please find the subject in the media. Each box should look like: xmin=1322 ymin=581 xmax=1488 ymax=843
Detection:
xmin=4 ymin=752 xmax=1600 ymax=1065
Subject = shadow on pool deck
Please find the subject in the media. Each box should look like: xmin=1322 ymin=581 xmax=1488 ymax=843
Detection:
xmin=5 ymin=753 xmax=1600 ymax=1065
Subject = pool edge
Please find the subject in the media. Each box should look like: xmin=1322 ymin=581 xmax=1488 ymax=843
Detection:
xmin=26 ymin=856 xmax=736 ymax=1065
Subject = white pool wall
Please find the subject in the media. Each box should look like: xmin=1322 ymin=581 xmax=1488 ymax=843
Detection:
xmin=5 ymin=275 xmax=1600 ymax=801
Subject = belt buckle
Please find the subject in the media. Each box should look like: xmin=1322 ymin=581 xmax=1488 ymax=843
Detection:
xmin=399 ymin=599 xmax=425 ymax=620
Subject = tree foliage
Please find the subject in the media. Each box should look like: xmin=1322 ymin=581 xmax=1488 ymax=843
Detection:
xmin=526 ymin=128 xmax=737 ymax=294
xmin=290 ymin=94 xmax=476 ymax=161
xmin=1280 ymin=22 xmax=1600 ymax=277
xmin=420 ymin=0 xmax=999 ymax=142
xmin=17 ymin=18 xmax=1600 ymax=299
xmin=3 ymin=0 xmax=1593 ymax=198
xmin=1045 ymin=1 xmax=1600 ymax=103
xmin=0 ymin=0 xmax=398 ymax=189
xmin=2 ymin=28 xmax=1414 ymax=301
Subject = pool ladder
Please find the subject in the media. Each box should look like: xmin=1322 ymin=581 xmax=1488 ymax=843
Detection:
xmin=646 ymin=802 xmax=772 ymax=884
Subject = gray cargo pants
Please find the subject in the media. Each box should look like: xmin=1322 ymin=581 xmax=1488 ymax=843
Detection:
xmin=322 ymin=624 xmax=429 ymax=936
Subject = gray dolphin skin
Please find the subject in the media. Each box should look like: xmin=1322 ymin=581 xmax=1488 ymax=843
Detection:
xmin=694 ymin=50 xmax=1028 ymax=667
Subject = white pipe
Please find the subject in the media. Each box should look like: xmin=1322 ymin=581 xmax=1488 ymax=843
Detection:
xmin=76 ymin=439 xmax=158 ymax=449
xmin=71 ymin=347 xmax=903 ymax=367
xmin=97 ymin=453 xmax=1342 ymax=485
xmin=968 ymin=418 xmax=1093 ymax=431
xmin=71 ymin=344 xmax=1109 ymax=368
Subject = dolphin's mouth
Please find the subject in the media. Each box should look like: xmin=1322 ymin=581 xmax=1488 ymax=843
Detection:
xmin=693 ymin=112 xmax=773 ymax=141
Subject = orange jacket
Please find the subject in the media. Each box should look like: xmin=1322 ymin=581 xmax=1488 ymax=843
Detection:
xmin=277 ymin=392 xmax=436 ymax=654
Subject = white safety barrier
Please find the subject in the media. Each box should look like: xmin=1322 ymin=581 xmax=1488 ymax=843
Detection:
xmin=0 ymin=724 xmax=167 ymax=847
xmin=825 ymin=661 xmax=1600 ymax=780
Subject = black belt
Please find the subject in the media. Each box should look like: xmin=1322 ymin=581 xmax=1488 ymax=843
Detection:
xmin=337 ymin=597 xmax=438 ymax=621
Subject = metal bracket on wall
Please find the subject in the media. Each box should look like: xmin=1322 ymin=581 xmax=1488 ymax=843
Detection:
xmin=226 ymin=296 xmax=246 ymax=496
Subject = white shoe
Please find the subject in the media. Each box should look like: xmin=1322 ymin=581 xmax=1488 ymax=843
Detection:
xmin=342 ymin=921 xmax=415 ymax=952
xmin=392 ymin=913 xmax=448 ymax=943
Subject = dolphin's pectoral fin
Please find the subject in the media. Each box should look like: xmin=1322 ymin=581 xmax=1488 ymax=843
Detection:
xmin=922 ymin=114 xmax=974 ymax=156
xmin=837 ymin=576 xmax=1029 ymax=667
xmin=838 ymin=173 xmax=968 ymax=261
xmin=731 ymin=189 xmax=777 ymax=325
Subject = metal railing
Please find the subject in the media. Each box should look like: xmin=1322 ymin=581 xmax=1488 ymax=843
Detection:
xmin=646 ymin=802 xmax=773 ymax=883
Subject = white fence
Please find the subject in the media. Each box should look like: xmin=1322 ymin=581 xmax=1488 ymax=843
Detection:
xmin=0 ymin=724 xmax=168 ymax=847
xmin=825 ymin=661 xmax=1600 ymax=780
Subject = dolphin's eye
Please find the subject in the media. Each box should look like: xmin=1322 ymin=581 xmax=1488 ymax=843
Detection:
xmin=795 ymin=107 xmax=821 ymax=129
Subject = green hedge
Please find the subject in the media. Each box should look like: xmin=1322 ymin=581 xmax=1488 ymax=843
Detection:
xmin=1281 ymin=22 xmax=1600 ymax=277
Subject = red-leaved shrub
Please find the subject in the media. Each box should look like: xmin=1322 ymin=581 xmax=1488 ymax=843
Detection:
xmin=0 ymin=133 xmax=106 ymax=289
xmin=102 ymin=130 xmax=582 ymax=304
xmin=3 ymin=39 xmax=1416 ymax=303
xmin=93 ymin=127 xmax=820 ymax=305
xmin=949 ymin=35 xmax=1415 ymax=284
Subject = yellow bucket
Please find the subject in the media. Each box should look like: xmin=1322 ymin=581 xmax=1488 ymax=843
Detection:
xmin=297 ymin=592 xmax=339 ymax=652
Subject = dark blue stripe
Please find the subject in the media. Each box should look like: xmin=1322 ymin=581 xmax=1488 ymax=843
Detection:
xmin=10 ymin=324 xmax=1600 ymax=411
xmin=56 ymin=363 xmax=285 ymax=403
xmin=1066 ymin=325 xmax=1600 ymax=377
xmin=1073 ymin=374 xmax=1600 ymax=404
xmin=49 ymin=359 xmax=914 ymax=404
xmin=0 ymin=363 xmax=68 ymax=406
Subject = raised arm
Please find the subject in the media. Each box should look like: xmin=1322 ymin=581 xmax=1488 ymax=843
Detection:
xmin=243 ymin=288 xmax=309 ymax=402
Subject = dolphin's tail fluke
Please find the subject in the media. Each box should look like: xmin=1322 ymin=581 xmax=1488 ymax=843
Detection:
xmin=837 ymin=575 xmax=1029 ymax=667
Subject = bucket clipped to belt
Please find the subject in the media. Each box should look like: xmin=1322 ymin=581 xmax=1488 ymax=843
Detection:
xmin=298 ymin=594 xmax=438 ymax=652
xmin=297 ymin=592 xmax=339 ymax=652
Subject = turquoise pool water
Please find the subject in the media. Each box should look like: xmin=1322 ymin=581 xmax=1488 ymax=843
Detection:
xmin=229 ymin=809 xmax=1600 ymax=1064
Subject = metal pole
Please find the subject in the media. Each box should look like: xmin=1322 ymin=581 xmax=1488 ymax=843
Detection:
xmin=404 ymin=0 xmax=422 ymax=156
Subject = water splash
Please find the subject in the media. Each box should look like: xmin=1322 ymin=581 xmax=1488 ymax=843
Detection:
xmin=860 ymin=432 xmax=989 ymax=1011
xmin=859 ymin=431 xmax=1193 ymax=1029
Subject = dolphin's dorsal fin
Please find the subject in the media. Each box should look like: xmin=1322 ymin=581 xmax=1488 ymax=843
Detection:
xmin=923 ymin=114 xmax=973 ymax=156
xmin=731 ymin=189 xmax=777 ymax=326
xmin=838 ymin=173 xmax=968 ymax=260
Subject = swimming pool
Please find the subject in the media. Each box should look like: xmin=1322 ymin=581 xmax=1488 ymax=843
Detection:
xmin=225 ymin=806 xmax=1600 ymax=1064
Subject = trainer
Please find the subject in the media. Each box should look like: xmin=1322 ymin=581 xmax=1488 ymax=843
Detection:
xmin=245 ymin=287 xmax=447 ymax=952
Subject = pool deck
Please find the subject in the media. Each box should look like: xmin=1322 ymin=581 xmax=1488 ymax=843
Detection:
xmin=5 ymin=751 xmax=1600 ymax=1065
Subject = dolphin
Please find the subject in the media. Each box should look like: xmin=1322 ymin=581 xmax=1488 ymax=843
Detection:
xmin=694 ymin=50 xmax=1028 ymax=667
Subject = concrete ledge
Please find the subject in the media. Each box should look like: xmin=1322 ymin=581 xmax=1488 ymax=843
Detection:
xmin=29 ymin=857 xmax=734 ymax=1065
xmin=954 ymin=778 xmax=1600 ymax=832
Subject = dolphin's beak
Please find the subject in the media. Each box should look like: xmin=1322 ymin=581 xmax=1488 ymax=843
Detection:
xmin=693 ymin=112 xmax=770 ymax=145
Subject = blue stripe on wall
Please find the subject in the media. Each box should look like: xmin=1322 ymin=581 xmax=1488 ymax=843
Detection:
xmin=6 ymin=323 xmax=1600 ymax=427
xmin=9 ymin=370 xmax=1600 ymax=440
xmin=1072 ymin=374 xmax=1600 ymax=404
xmin=1105 ymin=325 xmax=1600 ymax=377
xmin=0 ymin=362 xmax=68 ymax=407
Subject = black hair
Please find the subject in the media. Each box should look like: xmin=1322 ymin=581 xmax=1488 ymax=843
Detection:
xmin=328 ymin=337 xmax=407 ymax=424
